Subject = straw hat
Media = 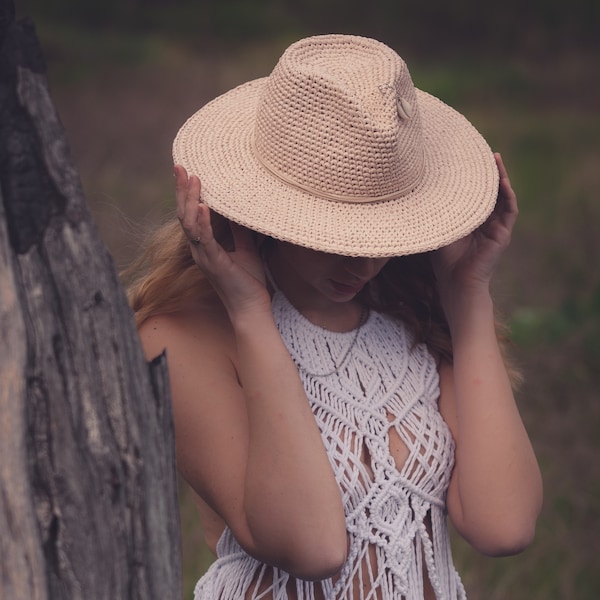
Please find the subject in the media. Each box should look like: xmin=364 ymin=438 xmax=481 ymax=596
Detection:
xmin=173 ymin=34 xmax=498 ymax=257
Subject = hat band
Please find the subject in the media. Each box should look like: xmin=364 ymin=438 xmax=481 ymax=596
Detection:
xmin=252 ymin=135 xmax=424 ymax=204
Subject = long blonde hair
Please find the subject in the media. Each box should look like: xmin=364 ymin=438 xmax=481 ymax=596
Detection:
xmin=124 ymin=213 xmax=519 ymax=381
xmin=124 ymin=211 xmax=238 ymax=325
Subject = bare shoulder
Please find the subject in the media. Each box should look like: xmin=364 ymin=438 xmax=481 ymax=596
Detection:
xmin=138 ymin=295 xmax=235 ymax=365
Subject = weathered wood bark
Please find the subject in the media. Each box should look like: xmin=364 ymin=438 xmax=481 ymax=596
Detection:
xmin=0 ymin=5 xmax=182 ymax=599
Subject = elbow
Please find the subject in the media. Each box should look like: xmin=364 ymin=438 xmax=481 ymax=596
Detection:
xmin=284 ymin=535 xmax=348 ymax=581
xmin=278 ymin=528 xmax=348 ymax=581
xmin=477 ymin=531 xmax=536 ymax=558
xmin=479 ymin=488 xmax=544 ymax=556
xmin=242 ymin=524 xmax=347 ymax=581
xmin=456 ymin=477 xmax=543 ymax=557
xmin=469 ymin=515 xmax=539 ymax=557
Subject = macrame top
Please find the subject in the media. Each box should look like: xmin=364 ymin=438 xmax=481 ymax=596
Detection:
xmin=194 ymin=289 xmax=466 ymax=599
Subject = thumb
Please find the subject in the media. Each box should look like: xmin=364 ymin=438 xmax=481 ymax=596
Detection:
xmin=230 ymin=222 xmax=258 ymax=253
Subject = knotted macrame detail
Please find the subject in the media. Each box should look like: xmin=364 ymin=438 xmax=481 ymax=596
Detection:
xmin=194 ymin=290 xmax=467 ymax=599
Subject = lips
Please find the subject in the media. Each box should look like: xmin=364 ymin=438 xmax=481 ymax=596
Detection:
xmin=330 ymin=279 xmax=366 ymax=295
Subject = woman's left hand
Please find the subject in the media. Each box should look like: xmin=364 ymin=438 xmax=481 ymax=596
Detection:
xmin=431 ymin=153 xmax=518 ymax=303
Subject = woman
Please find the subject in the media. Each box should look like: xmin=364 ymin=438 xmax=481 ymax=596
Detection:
xmin=128 ymin=35 xmax=542 ymax=599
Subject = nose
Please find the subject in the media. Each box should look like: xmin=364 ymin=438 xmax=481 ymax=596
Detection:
xmin=344 ymin=257 xmax=385 ymax=280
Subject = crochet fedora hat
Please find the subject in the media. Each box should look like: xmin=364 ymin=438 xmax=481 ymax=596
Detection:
xmin=173 ymin=34 xmax=499 ymax=257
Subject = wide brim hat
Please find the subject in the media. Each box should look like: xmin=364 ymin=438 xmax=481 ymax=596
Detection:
xmin=173 ymin=34 xmax=499 ymax=257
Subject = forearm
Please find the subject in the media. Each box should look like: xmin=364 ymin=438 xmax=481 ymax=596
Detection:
xmin=446 ymin=289 xmax=542 ymax=553
xmin=231 ymin=308 xmax=347 ymax=574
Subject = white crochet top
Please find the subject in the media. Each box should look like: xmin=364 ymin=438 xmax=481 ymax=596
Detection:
xmin=194 ymin=289 xmax=466 ymax=599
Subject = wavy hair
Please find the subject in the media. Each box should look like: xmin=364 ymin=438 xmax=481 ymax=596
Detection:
xmin=124 ymin=213 xmax=520 ymax=382
xmin=124 ymin=212 xmax=231 ymax=326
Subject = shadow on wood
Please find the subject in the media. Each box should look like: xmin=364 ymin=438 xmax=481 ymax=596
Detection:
xmin=0 ymin=4 xmax=182 ymax=599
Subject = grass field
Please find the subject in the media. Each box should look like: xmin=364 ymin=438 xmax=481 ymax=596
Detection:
xmin=29 ymin=17 xmax=600 ymax=599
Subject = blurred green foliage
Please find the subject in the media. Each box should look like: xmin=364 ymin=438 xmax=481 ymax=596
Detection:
xmin=18 ymin=0 xmax=600 ymax=57
xmin=512 ymin=291 xmax=600 ymax=349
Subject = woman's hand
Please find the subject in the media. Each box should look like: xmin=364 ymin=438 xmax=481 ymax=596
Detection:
xmin=174 ymin=165 xmax=271 ymax=318
xmin=431 ymin=153 xmax=518 ymax=309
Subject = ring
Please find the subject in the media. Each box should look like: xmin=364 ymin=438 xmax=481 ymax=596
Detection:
xmin=191 ymin=236 xmax=200 ymax=246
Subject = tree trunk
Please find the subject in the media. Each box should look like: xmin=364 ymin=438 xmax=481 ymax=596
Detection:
xmin=0 ymin=5 xmax=182 ymax=599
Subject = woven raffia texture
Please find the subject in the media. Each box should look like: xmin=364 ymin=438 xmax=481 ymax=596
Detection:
xmin=254 ymin=36 xmax=424 ymax=200
xmin=173 ymin=34 xmax=498 ymax=257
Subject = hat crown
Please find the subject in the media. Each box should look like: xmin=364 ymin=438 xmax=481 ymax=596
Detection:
xmin=254 ymin=35 xmax=425 ymax=202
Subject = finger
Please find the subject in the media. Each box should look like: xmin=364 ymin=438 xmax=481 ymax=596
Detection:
xmin=174 ymin=164 xmax=189 ymax=221
xmin=194 ymin=203 xmax=224 ymax=262
xmin=493 ymin=153 xmax=518 ymax=230
xmin=184 ymin=174 xmax=202 ymax=228
xmin=494 ymin=152 xmax=508 ymax=178
xmin=194 ymin=205 xmax=242 ymax=281
xmin=178 ymin=173 xmax=203 ymax=244
xmin=494 ymin=153 xmax=517 ymax=209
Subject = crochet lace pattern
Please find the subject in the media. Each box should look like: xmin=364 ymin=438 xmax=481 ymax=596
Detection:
xmin=194 ymin=290 xmax=467 ymax=599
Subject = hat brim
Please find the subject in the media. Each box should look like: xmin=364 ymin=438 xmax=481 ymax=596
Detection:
xmin=173 ymin=78 xmax=499 ymax=257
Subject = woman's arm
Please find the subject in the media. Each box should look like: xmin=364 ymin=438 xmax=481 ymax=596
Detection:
xmin=140 ymin=168 xmax=347 ymax=580
xmin=434 ymin=154 xmax=543 ymax=555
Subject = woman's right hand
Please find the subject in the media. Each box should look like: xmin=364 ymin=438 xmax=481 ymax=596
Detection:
xmin=174 ymin=164 xmax=271 ymax=319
